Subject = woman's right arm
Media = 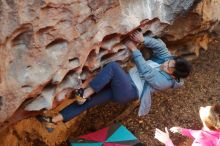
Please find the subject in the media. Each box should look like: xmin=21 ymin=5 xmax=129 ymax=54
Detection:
xmin=143 ymin=36 xmax=171 ymax=59
xmin=130 ymin=30 xmax=171 ymax=59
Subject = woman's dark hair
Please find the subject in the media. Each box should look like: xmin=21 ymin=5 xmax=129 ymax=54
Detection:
xmin=173 ymin=56 xmax=192 ymax=79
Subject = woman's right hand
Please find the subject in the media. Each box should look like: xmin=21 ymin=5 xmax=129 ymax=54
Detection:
xmin=170 ymin=127 xmax=182 ymax=133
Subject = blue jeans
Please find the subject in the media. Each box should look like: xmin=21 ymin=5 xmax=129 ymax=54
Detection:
xmin=60 ymin=62 xmax=138 ymax=122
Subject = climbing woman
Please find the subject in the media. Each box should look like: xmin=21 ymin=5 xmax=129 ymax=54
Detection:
xmin=37 ymin=29 xmax=192 ymax=132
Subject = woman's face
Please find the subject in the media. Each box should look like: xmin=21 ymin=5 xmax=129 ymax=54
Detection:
xmin=160 ymin=60 xmax=175 ymax=75
xmin=199 ymin=106 xmax=211 ymax=123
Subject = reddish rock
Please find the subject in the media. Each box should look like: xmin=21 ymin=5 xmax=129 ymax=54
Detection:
xmin=0 ymin=0 xmax=219 ymax=145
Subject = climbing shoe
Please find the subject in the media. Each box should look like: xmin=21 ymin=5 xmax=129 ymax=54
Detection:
xmin=36 ymin=115 xmax=56 ymax=133
xmin=75 ymin=88 xmax=87 ymax=105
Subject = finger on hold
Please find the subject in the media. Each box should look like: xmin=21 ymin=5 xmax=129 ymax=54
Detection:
xmin=130 ymin=34 xmax=135 ymax=40
xmin=136 ymin=28 xmax=142 ymax=32
xmin=136 ymin=31 xmax=141 ymax=36
xmin=133 ymin=31 xmax=138 ymax=36
xmin=130 ymin=33 xmax=134 ymax=38
xmin=133 ymin=32 xmax=137 ymax=37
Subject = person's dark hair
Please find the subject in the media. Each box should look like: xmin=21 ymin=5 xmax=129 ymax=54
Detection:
xmin=173 ymin=56 xmax=192 ymax=79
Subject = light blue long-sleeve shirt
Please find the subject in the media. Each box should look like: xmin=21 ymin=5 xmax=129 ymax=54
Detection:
xmin=129 ymin=36 xmax=183 ymax=116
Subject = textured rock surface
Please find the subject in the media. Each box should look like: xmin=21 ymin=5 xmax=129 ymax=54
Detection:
xmin=0 ymin=0 xmax=220 ymax=145
xmin=0 ymin=0 xmax=196 ymax=124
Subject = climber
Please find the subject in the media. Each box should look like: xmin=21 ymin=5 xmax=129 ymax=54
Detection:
xmin=37 ymin=29 xmax=192 ymax=131
xmin=154 ymin=103 xmax=220 ymax=146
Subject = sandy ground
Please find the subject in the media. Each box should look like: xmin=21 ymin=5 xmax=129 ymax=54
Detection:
xmin=66 ymin=25 xmax=220 ymax=146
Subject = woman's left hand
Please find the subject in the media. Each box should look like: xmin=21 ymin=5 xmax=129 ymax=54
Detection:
xmin=124 ymin=39 xmax=137 ymax=51
xmin=130 ymin=30 xmax=144 ymax=44
xmin=154 ymin=127 xmax=172 ymax=144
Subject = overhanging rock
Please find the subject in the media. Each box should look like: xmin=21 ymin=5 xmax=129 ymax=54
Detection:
xmin=0 ymin=1 xmax=220 ymax=145
xmin=0 ymin=0 xmax=198 ymax=123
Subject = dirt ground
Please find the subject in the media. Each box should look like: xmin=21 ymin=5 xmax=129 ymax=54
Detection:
xmin=64 ymin=26 xmax=220 ymax=146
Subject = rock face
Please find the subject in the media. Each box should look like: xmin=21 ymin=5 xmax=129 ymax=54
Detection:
xmin=0 ymin=0 xmax=196 ymax=123
xmin=0 ymin=0 xmax=220 ymax=145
